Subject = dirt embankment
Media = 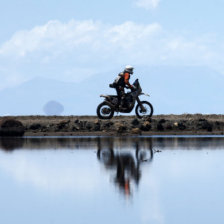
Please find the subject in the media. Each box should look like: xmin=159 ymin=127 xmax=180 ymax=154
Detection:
xmin=0 ymin=114 xmax=224 ymax=136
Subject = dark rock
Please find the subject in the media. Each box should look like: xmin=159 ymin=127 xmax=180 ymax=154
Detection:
xmin=92 ymin=120 xmax=101 ymax=131
xmin=166 ymin=124 xmax=173 ymax=130
xmin=86 ymin=122 xmax=93 ymax=130
xmin=94 ymin=123 xmax=101 ymax=131
xmin=72 ymin=124 xmax=80 ymax=131
xmin=145 ymin=117 xmax=152 ymax=122
xmin=196 ymin=119 xmax=213 ymax=132
xmin=103 ymin=122 xmax=114 ymax=130
xmin=178 ymin=123 xmax=186 ymax=130
xmin=57 ymin=120 xmax=70 ymax=130
xmin=41 ymin=128 xmax=47 ymax=132
xmin=131 ymin=118 xmax=140 ymax=126
xmin=30 ymin=123 xmax=42 ymax=130
xmin=79 ymin=121 xmax=87 ymax=130
xmin=140 ymin=121 xmax=151 ymax=131
xmin=207 ymin=126 xmax=213 ymax=132
xmin=116 ymin=124 xmax=127 ymax=133
xmin=104 ymin=122 xmax=114 ymax=127
xmin=159 ymin=119 xmax=166 ymax=124
xmin=0 ymin=119 xmax=25 ymax=136
xmin=157 ymin=123 xmax=164 ymax=131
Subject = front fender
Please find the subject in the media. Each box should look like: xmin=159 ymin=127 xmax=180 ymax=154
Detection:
xmin=139 ymin=93 xmax=150 ymax=97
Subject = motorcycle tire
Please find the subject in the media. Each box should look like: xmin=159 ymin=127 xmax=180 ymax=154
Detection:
xmin=97 ymin=102 xmax=114 ymax=119
xmin=135 ymin=101 xmax=153 ymax=119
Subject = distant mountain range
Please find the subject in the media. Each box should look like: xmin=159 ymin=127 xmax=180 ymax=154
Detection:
xmin=0 ymin=66 xmax=223 ymax=115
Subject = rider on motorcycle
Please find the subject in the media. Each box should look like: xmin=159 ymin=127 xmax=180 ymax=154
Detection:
xmin=115 ymin=65 xmax=135 ymax=109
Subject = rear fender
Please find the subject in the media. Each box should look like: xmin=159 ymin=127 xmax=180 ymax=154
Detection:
xmin=100 ymin=94 xmax=110 ymax=99
xmin=99 ymin=97 xmax=115 ymax=109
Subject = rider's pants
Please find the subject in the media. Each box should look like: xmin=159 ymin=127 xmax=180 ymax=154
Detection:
xmin=116 ymin=86 xmax=125 ymax=106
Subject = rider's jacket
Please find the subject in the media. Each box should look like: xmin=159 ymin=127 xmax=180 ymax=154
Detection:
xmin=117 ymin=72 xmax=132 ymax=89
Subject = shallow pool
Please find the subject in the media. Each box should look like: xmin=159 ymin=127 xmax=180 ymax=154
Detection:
xmin=0 ymin=136 xmax=224 ymax=224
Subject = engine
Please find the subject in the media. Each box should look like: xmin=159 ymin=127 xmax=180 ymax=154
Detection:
xmin=111 ymin=97 xmax=118 ymax=105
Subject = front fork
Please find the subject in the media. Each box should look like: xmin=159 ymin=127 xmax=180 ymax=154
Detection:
xmin=136 ymin=97 xmax=146 ymax=112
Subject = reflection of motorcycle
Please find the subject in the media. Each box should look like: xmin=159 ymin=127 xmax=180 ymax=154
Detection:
xmin=97 ymin=79 xmax=153 ymax=119
xmin=97 ymin=138 xmax=153 ymax=196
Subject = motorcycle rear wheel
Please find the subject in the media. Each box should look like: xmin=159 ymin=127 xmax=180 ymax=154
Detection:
xmin=97 ymin=102 xmax=114 ymax=119
xmin=135 ymin=101 xmax=153 ymax=119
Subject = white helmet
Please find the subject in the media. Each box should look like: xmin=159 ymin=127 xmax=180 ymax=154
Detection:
xmin=125 ymin=65 xmax=134 ymax=74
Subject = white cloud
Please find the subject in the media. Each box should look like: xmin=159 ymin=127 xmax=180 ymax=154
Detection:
xmin=135 ymin=0 xmax=161 ymax=10
xmin=0 ymin=20 xmax=100 ymax=57
xmin=0 ymin=19 xmax=223 ymax=89
xmin=0 ymin=20 xmax=161 ymax=57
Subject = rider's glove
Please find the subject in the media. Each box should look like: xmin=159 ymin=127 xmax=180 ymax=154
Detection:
xmin=131 ymin=85 xmax=136 ymax=90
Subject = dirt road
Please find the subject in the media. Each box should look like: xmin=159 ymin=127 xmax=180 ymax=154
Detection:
xmin=0 ymin=114 xmax=224 ymax=136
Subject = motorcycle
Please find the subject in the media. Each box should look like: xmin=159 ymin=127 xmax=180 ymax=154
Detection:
xmin=96 ymin=79 xmax=153 ymax=119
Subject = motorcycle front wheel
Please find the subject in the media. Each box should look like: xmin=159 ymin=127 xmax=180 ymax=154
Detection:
xmin=97 ymin=102 xmax=114 ymax=119
xmin=135 ymin=101 xmax=153 ymax=119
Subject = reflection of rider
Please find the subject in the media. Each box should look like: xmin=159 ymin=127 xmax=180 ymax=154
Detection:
xmin=116 ymin=65 xmax=135 ymax=109
xmin=115 ymin=154 xmax=140 ymax=196
xmin=97 ymin=137 xmax=153 ymax=197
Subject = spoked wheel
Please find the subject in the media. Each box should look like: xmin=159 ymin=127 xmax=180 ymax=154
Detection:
xmin=136 ymin=148 xmax=153 ymax=162
xmin=135 ymin=101 xmax=153 ymax=119
xmin=97 ymin=148 xmax=114 ymax=165
xmin=97 ymin=102 xmax=114 ymax=119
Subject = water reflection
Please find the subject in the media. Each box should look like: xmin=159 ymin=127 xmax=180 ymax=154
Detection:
xmin=0 ymin=137 xmax=224 ymax=224
xmin=1 ymin=136 xmax=224 ymax=152
xmin=97 ymin=138 xmax=153 ymax=196
xmin=0 ymin=137 xmax=154 ymax=195
xmin=0 ymin=137 xmax=25 ymax=151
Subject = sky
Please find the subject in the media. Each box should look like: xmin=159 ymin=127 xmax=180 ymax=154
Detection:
xmin=0 ymin=0 xmax=224 ymax=114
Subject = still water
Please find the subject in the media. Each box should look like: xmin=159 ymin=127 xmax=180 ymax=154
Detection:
xmin=0 ymin=136 xmax=224 ymax=224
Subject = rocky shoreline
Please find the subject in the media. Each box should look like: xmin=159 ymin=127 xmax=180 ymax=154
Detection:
xmin=0 ymin=114 xmax=224 ymax=136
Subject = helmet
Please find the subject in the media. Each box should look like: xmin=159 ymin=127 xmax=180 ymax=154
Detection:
xmin=125 ymin=65 xmax=134 ymax=74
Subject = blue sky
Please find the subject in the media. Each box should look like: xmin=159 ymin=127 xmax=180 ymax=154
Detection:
xmin=0 ymin=0 xmax=224 ymax=114
xmin=1 ymin=0 xmax=223 ymax=39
